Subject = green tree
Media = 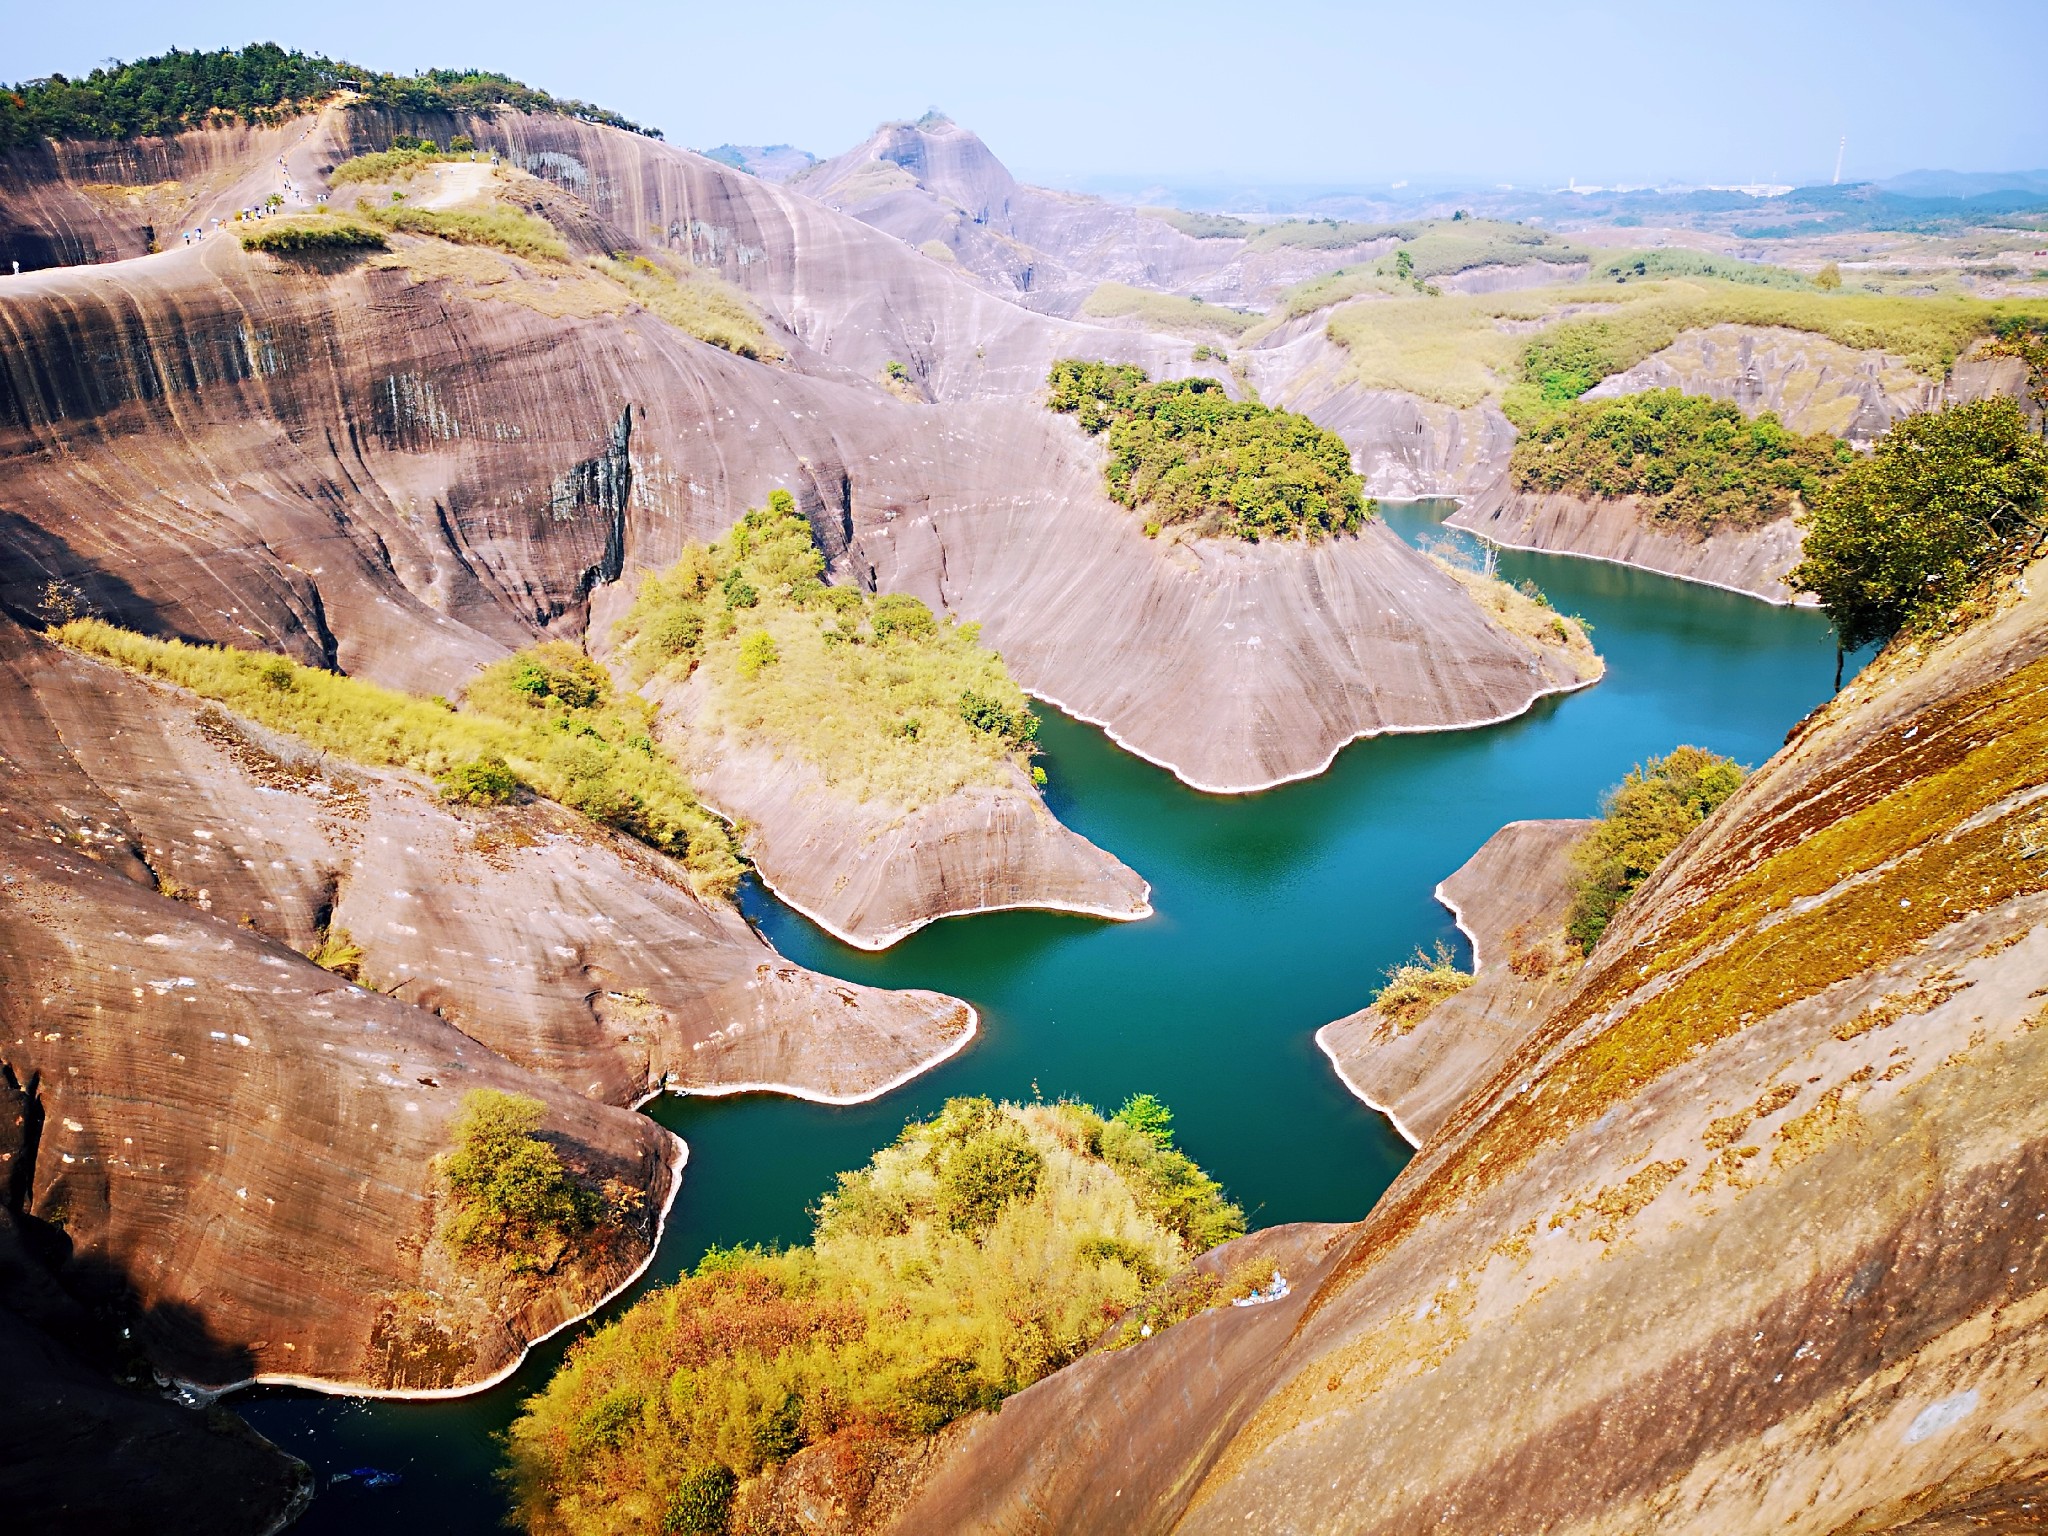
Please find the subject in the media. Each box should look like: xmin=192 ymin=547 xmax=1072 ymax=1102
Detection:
xmin=1815 ymin=261 xmax=1843 ymax=291
xmin=1112 ymin=1092 xmax=1174 ymax=1147
xmin=437 ymin=753 xmax=521 ymax=805
xmin=1568 ymin=747 xmax=1746 ymax=950
xmin=738 ymin=630 xmax=779 ymax=676
xmin=439 ymin=1089 xmax=599 ymax=1268
xmin=1792 ymin=399 xmax=2048 ymax=686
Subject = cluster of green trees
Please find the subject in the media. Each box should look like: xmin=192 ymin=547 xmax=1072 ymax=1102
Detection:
xmin=1046 ymin=360 xmax=1372 ymax=541
xmin=1510 ymin=388 xmax=1854 ymax=536
xmin=439 ymin=1090 xmax=601 ymax=1272
xmin=505 ymin=1094 xmax=1242 ymax=1536
xmin=1793 ymin=397 xmax=2047 ymax=682
xmin=0 ymin=43 xmax=655 ymax=148
xmin=238 ymin=217 xmax=387 ymax=255
xmin=1568 ymin=746 xmax=1747 ymax=949
xmin=1590 ymin=249 xmax=1814 ymax=289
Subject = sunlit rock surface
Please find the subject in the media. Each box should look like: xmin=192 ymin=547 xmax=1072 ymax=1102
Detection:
xmin=894 ymin=558 xmax=2048 ymax=1533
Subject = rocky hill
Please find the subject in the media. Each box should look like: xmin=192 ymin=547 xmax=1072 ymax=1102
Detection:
xmin=891 ymin=553 xmax=2048 ymax=1532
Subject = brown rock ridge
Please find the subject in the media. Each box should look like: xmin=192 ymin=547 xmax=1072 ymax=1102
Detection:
xmin=0 ymin=604 xmax=973 ymax=1415
xmin=1451 ymin=488 xmax=1814 ymax=603
xmin=21 ymin=631 xmax=975 ymax=1103
xmin=890 ymin=556 xmax=2048 ymax=1533
xmin=1 ymin=111 xmax=1608 ymax=802
xmin=648 ymin=679 xmax=1150 ymax=949
xmin=1317 ymin=818 xmax=1594 ymax=1145
xmin=790 ymin=115 xmax=1396 ymax=314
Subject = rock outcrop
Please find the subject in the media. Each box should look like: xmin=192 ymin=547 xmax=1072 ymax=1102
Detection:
xmin=1449 ymin=489 xmax=1813 ymax=602
xmin=891 ymin=554 xmax=2048 ymax=1533
xmin=651 ymin=685 xmax=1150 ymax=949
xmin=1318 ymin=818 xmax=1594 ymax=1145
xmin=0 ymin=597 xmax=987 ymax=1419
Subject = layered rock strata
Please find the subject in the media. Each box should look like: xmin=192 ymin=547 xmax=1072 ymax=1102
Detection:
xmin=1449 ymin=490 xmax=1812 ymax=603
xmin=892 ymin=556 xmax=2048 ymax=1533
xmin=1317 ymin=817 xmax=1594 ymax=1145
xmin=649 ymin=684 xmax=1150 ymax=949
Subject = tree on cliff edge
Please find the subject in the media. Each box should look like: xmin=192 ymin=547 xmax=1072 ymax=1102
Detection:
xmin=1794 ymin=398 xmax=2047 ymax=688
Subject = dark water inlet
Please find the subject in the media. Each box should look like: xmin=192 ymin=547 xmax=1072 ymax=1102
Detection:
xmin=242 ymin=502 xmax=1857 ymax=1530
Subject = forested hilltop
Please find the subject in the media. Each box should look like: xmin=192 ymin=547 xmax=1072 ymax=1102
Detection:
xmin=0 ymin=42 xmax=657 ymax=147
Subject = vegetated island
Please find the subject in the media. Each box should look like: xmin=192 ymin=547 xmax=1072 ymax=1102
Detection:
xmin=506 ymin=1093 xmax=1249 ymax=1536
xmin=1046 ymin=359 xmax=1371 ymax=540
xmin=614 ymin=492 xmax=1151 ymax=948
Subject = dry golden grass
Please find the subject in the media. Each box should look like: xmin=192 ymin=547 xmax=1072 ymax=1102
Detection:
xmin=617 ymin=495 xmax=1040 ymax=809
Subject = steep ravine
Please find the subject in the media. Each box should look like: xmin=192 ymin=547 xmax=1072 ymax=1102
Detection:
xmin=892 ymin=556 xmax=2048 ymax=1533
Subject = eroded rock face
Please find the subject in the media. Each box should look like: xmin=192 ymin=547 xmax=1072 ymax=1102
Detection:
xmin=791 ymin=116 xmax=1393 ymax=312
xmin=0 ymin=114 xmax=1596 ymax=801
xmin=1317 ymin=818 xmax=1594 ymax=1146
xmin=0 ymin=603 xmax=984 ymax=1411
xmin=893 ymin=562 xmax=2048 ymax=1533
xmin=1581 ymin=323 xmax=1939 ymax=443
xmin=17 ymin=638 xmax=973 ymax=1104
xmin=649 ymin=681 xmax=1150 ymax=949
xmin=1448 ymin=489 xmax=1813 ymax=603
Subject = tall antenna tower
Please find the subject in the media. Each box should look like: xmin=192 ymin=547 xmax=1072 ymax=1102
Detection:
xmin=1832 ymin=135 xmax=1847 ymax=186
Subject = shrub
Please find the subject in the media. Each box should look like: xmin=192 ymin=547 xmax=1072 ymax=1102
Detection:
xmin=439 ymin=1090 xmax=598 ymax=1270
xmin=239 ymin=215 xmax=386 ymax=254
xmin=662 ymin=1466 xmax=737 ymax=1534
xmin=307 ymin=927 xmax=363 ymax=980
xmin=1046 ymin=361 xmax=1371 ymax=541
xmin=871 ymin=592 xmax=938 ymax=643
xmin=1792 ymin=398 xmax=2048 ymax=674
xmin=1112 ymin=1092 xmax=1174 ymax=1146
xmin=1372 ymin=940 xmax=1474 ymax=1031
xmin=1509 ymin=388 xmax=1854 ymax=536
xmin=359 ymin=202 xmax=568 ymax=263
xmin=504 ymin=1097 xmax=1241 ymax=1535
xmin=437 ymin=753 xmax=521 ymax=805
xmin=957 ymin=688 xmax=1038 ymax=747
xmin=737 ymin=631 xmax=779 ymax=677
xmin=1567 ymin=746 xmax=1747 ymax=949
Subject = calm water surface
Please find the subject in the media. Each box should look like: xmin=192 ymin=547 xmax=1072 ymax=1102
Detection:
xmin=242 ymin=502 xmax=1855 ymax=1529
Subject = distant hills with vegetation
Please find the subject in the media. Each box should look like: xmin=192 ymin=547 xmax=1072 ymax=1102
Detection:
xmin=0 ymin=42 xmax=657 ymax=148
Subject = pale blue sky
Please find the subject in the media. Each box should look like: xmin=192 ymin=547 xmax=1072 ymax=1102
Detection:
xmin=10 ymin=1 xmax=2046 ymax=189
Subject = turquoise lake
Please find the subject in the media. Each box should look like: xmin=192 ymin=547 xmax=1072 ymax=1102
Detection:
xmin=242 ymin=501 xmax=1857 ymax=1529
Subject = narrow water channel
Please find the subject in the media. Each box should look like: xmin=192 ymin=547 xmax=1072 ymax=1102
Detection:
xmin=242 ymin=501 xmax=1855 ymax=1529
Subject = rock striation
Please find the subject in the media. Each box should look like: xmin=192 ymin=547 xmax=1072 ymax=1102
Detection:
xmin=649 ymin=678 xmax=1151 ymax=949
xmin=1317 ymin=818 xmax=1594 ymax=1145
xmin=1450 ymin=488 xmax=1813 ymax=602
xmin=892 ymin=555 xmax=2048 ymax=1533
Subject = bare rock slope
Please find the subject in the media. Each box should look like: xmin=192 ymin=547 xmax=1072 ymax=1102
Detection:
xmin=1317 ymin=818 xmax=1594 ymax=1145
xmin=652 ymin=684 xmax=1150 ymax=949
xmin=893 ymin=558 xmax=2048 ymax=1533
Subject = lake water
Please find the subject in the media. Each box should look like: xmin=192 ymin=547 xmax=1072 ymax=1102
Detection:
xmin=241 ymin=502 xmax=1855 ymax=1529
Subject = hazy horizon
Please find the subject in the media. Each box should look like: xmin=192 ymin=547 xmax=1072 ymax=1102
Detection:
xmin=11 ymin=0 xmax=2047 ymax=191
